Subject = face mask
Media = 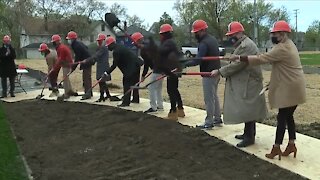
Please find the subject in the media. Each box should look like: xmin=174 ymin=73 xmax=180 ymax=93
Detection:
xmin=271 ymin=36 xmax=280 ymax=44
xmin=67 ymin=39 xmax=72 ymax=45
xmin=229 ymin=36 xmax=238 ymax=45
xmin=195 ymin=33 xmax=201 ymax=41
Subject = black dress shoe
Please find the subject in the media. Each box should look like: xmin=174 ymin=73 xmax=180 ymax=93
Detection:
xmin=117 ymin=103 xmax=129 ymax=107
xmin=236 ymin=139 xmax=255 ymax=148
xmin=95 ymin=97 xmax=105 ymax=102
xmin=81 ymin=95 xmax=91 ymax=100
xmin=131 ymin=99 xmax=139 ymax=103
xmin=235 ymin=134 xmax=244 ymax=140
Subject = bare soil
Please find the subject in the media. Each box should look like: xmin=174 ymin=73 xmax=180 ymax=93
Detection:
xmin=3 ymin=100 xmax=305 ymax=180
xmin=16 ymin=59 xmax=320 ymax=138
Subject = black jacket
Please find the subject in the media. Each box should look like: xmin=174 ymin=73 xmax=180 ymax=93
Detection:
xmin=107 ymin=44 xmax=142 ymax=77
xmin=0 ymin=44 xmax=17 ymax=78
xmin=141 ymin=37 xmax=161 ymax=76
xmin=157 ymin=38 xmax=181 ymax=76
xmin=70 ymin=40 xmax=91 ymax=69
xmin=198 ymin=34 xmax=221 ymax=72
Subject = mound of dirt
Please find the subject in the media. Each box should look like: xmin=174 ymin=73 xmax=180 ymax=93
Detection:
xmin=3 ymin=100 xmax=305 ymax=180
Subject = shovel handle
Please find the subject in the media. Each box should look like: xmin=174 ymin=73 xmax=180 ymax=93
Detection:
xmin=179 ymin=72 xmax=212 ymax=76
xmin=180 ymin=56 xmax=227 ymax=62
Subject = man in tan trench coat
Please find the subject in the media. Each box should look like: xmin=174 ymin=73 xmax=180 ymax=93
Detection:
xmin=211 ymin=22 xmax=267 ymax=147
xmin=229 ymin=20 xmax=306 ymax=160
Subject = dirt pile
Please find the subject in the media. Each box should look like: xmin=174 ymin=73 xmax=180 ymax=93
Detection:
xmin=3 ymin=100 xmax=305 ymax=180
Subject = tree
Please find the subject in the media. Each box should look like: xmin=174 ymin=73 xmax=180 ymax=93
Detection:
xmin=305 ymin=20 xmax=320 ymax=48
xmin=0 ymin=0 xmax=35 ymax=49
xmin=173 ymin=0 xmax=290 ymax=46
xmin=126 ymin=14 xmax=146 ymax=29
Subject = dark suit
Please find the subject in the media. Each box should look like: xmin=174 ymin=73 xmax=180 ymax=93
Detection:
xmin=107 ymin=44 xmax=142 ymax=105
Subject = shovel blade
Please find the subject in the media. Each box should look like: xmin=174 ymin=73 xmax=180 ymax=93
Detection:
xmin=105 ymin=13 xmax=120 ymax=28
xmin=36 ymin=94 xmax=44 ymax=99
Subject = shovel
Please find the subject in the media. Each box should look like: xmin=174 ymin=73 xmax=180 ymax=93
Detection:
xmin=79 ymin=72 xmax=121 ymax=101
xmin=130 ymin=69 xmax=177 ymax=90
xmin=35 ymin=69 xmax=54 ymax=99
xmin=118 ymin=71 xmax=153 ymax=99
xmin=179 ymin=56 xmax=228 ymax=62
xmin=175 ymin=72 xmax=212 ymax=76
xmin=105 ymin=13 xmax=136 ymax=42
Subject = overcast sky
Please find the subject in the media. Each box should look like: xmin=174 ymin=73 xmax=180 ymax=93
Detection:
xmin=98 ymin=0 xmax=319 ymax=32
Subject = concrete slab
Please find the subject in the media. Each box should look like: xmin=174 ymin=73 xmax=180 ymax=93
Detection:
xmin=1 ymin=89 xmax=319 ymax=179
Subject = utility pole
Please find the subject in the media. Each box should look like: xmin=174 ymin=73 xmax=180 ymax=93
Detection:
xmin=294 ymin=9 xmax=299 ymax=44
xmin=253 ymin=0 xmax=258 ymax=45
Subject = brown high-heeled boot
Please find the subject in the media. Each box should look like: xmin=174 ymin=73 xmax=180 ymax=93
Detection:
xmin=265 ymin=145 xmax=282 ymax=160
xmin=282 ymin=143 xmax=297 ymax=158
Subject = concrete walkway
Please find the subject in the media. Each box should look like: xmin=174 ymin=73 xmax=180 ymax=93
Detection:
xmin=2 ymin=89 xmax=319 ymax=180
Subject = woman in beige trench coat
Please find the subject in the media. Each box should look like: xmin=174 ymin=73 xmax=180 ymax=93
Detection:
xmin=229 ymin=20 xmax=306 ymax=160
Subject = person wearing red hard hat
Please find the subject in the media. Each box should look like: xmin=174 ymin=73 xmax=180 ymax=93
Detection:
xmin=0 ymin=35 xmax=17 ymax=98
xmin=228 ymin=20 xmax=306 ymax=160
xmin=38 ymin=43 xmax=60 ymax=97
xmin=84 ymin=34 xmax=120 ymax=102
xmin=184 ymin=19 xmax=222 ymax=128
xmin=131 ymin=32 xmax=164 ymax=113
xmin=66 ymin=31 xmax=93 ymax=100
xmin=105 ymin=36 xmax=143 ymax=107
xmin=156 ymin=23 xmax=185 ymax=120
xmin=211 ymin=21 xmax=267 ymax=148
xmin=51 ymin=34 xmax=78 ymax=99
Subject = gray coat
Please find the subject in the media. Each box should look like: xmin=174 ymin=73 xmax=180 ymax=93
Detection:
xmin=219 ymin=36 xmax=267 ymax=124
xmin=87 ymin=46 xmax=111 ymax=81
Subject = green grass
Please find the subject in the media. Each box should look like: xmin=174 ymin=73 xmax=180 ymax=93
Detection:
xmin=299 ymin=54 xmax=320 ymax=65
xmin=0 ymin=103 xmax=28 ymax=180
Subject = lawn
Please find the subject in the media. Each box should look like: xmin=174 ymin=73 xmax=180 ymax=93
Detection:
xmin=299 ymin=53 xmax=320 ymax=65
xmin=0 ymin=103 xmax=27 ymax=180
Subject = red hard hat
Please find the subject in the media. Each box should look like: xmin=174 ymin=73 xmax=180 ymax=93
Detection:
xmin=18 ymin=64 xmax=26 ymax=69
xmin=191 ymin=20 xmax=208 ymax=33
xmin=51 ymin=34 xmax=61 ymax=42
xmin=3 ymin=35 xmax=11 ymax=43
xmin=66 ymin=31 xmax=78 ymax=40
xmin=159 ymin=24 xmax=173 ymax=34
xmin=271 ymin=20 xmax=291 ymax=33
xmin=226 ymin=22 xmax=245 ymax=36
xmin=38 ymin=43 xmax=49 ymax=52
xmin=131 ymin=32 xmax=144 ymax=44
xmin=96 ymin=33 xmax=107 ymax=41
xmin=105 ymin=37 xmax=116 ymax=46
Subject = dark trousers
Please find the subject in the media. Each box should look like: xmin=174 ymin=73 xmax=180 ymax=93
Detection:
xmin=167 ymin=76 xmax=183 ymax=112
xmin=83 ymin=67 xmax=92 ymax=95
xmin=1 ymin=76 xmax=15 ymax=96
xmin=122 ymin=70 xmax=140 ymax=105
xmin=275 ymin=106 xmax=297 ymax=145
xmin=98 ymin=82 xmax=111 ymax=97
xmin=244 ymin=121 xmax=256 ymax=140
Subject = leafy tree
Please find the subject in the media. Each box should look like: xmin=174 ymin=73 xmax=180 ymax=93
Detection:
xmin=173 ymin=0 xmax=290 ymax=46
xmin=305 ymin=20 xmax=320 ymax=48
xmin=126 ymin=14 xmax=146 ymax=29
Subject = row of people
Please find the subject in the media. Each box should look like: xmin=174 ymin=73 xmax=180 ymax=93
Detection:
xmin=129 ymin=20 xmax=306 ymax=160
